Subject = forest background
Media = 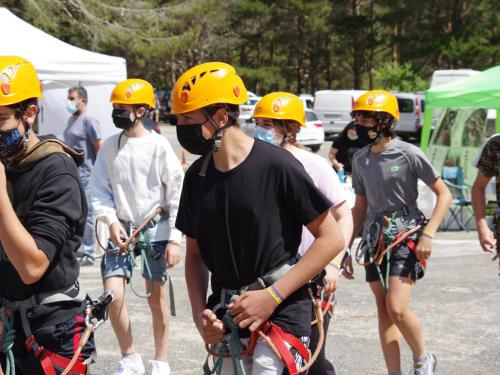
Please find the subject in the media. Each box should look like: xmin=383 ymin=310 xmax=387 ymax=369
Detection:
xmin=1 ymin=0 xmax=498 ymax=94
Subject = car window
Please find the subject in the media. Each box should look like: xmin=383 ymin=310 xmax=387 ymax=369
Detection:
xmin=305 ymin=111 xmax=318 ymax=121
xmin=420 ymin=100 xmax=425 ymax=113
xmin=397 ymin=98 xmax=414 ymax=113
xmin=244 ymin=99 xmax=259 ymax=106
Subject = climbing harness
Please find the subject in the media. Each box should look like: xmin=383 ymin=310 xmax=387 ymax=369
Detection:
xmin=355 ymin=207 xmax=428 ymax=292
xmin=0 ymin=284 xmax=113 ymax=375
xmin=202 ymin=257 xmax=325 ymax=375
xmin=97 ymin=208 xmax=177 ymax=313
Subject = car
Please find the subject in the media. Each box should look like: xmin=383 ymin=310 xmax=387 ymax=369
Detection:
xmin=394 ymin=92 xmax=424 ymax=139
xmin=299 ymin=94 xmax=314 ymax=109
xmin=238 ymin=96 xmax=261 ymax=125
xmin=297 ymin=110 xmax=325 ymax=152
xmin=313 ymin=90 xmax=366 ymax=137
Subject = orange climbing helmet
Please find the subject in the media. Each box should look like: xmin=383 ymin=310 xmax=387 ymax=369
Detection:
xmin=0 ymin=56 xmax=43 ymax=106
xmin=111 ymin=78 xmax=155 ymax=109
xmin=170 ymin=62 xmax=248 ymax=114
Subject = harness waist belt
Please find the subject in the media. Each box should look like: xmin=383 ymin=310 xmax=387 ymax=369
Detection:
xmin=219 ymin=255 xmax=298 ymax=308
xmin=1 ymin=281 xmax=86 ymax=311
xmin=381 ymin=203 xmax=418 ymax=218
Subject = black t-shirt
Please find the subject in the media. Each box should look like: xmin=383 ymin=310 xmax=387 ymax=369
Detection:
xmin=1 ymin=148 xmax=86 ymax=328
xmin=176 ymin=139 xmax=332 ymax=337
xmin=331 ymin=135 xmax=365 ymax=173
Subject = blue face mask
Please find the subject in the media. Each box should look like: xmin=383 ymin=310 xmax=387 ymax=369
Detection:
xmin=0 ymin=127 xmax=26 ymax=159
xmin=66 ymin=100 xmax=78 ymax=114
xmin=253 ymin=126 xmax=282 ymax=146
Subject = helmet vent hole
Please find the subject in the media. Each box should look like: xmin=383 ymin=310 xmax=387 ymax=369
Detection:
xmin=182 ymin=83 xmax=191 ymax=91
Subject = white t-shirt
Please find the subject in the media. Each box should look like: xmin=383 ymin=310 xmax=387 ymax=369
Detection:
xmin=291 ymin=147 xmax=346 ymax=255
xmin=90 ymin=131 xmax=184 ymax=242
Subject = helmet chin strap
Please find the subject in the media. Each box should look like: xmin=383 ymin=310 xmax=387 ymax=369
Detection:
xmin=202 ymin=108 xmax=234 ymax=152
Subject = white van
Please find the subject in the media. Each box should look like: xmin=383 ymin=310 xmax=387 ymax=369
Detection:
xmin=430 ymin=69 xmax=479 ymax=88
xmin=394 ymin=92 xmax=424 ymax=139
xmin=313 ymin=90 xmax=366 ymax=136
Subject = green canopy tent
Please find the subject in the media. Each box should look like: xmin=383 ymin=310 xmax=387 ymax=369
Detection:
xmin=421 ymin=65 xmax=500 ymax=152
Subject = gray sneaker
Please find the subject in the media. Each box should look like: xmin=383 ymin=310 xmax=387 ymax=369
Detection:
xmin=412 ymin=352 xmax=437 ymax=375
xmin=79 ymin=255 xmax=95 ymax=267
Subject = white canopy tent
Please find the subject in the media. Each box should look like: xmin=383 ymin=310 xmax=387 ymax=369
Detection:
xmin=0 ymin=7 xmax=127 ymax=138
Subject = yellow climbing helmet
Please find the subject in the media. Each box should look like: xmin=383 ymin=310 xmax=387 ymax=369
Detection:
xmin=352 ymin=90 xmax=400 ymax=121
xmin=253 ymin=92 xmax=306 ymax=127
xmin=170 ymin=62 xmax=248 ymax=114
xmin=0 ymin=56 xmax=43 ymax=106
xmin=111 ymin=78 xmax=155 ymax=109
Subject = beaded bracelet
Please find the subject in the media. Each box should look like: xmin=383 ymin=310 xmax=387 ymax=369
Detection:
xmin=169 ymin=240 xmax=181 ymax=246
xmin=328 ymin=260 xmax=341 ymax=269
xmin=266 ymin=287 xmax=282 ymax=305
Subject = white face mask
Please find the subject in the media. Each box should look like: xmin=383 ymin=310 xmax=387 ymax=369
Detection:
xmin=66 ymin=100 xmax=78 ymax=114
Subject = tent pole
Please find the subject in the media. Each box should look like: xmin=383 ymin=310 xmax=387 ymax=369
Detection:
xmin=421 ymin=108 xmax=433 ymax=152
xmin=496 ymin=109 xmax=500 ymax=133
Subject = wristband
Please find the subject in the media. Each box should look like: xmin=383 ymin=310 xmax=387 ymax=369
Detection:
xmin=328 ymin=260 xmax=342 ymax=269
xmin=169 ymin=240 xmax=181 ymax=246
xmin=421 ymin=230 xmax=434 ymax=239
xmin=271 ymin=284 xmax=285 ymax=301
xmin=266 ymin=287 xmax=282 ymax=305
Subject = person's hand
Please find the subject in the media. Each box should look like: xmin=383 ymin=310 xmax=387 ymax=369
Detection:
xmin=109 ymin=222 xmax=128 ymax=248
xmin=477 ymin=226 xmax=496 ymax=253
xmin=342 ymin=253 xmax=354 ymax=280
xmin=0 ymin=161 xmax=6 ymax=194
xmin=165 ymin=242 xmax=181 ymax=268
xmin=415 ymin=235 xmax=433 ymax=261
xmin=196 ymin=309 xmax=225 ymax=344
xmin=230 ymin=289 xmax=279 ymax=332
xmin=323 ymin=265 xmax=340 ymax=294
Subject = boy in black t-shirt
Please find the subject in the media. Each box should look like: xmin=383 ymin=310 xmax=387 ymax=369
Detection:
xmin=0 ymin=56 xmax=95 ymax=374
xmin=172 ymin=62 xmax=344 ymax=374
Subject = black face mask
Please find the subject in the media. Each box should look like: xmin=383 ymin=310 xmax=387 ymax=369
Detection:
xmin=112 ymin=108 xmax=135 ymax=130
xmin=176 ymin=123 xmax=214 ymax=155
xmin=355 ymin=123 xmax=379 ymax=145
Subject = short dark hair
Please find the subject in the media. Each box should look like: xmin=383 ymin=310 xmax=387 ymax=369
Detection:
xmin=8 ymin=98 xmax=38 ymax=119
xmin=68 ymin=86 xmax=88 ymax=103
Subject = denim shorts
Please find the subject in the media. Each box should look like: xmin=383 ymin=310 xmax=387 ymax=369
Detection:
xmin=100 ymin=240 xmax=169 ymax=283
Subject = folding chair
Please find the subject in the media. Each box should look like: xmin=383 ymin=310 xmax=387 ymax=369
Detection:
xmin=441 ymin=166 xmax=474 ymax=231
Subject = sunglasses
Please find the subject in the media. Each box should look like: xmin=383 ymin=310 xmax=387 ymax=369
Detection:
xmin=351 ymin=111 xmax=378 ymax=120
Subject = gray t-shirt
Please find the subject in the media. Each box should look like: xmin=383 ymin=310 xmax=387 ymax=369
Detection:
xmin=63 ymin=114 xmax=102 ymax=177
xmin=352 ymin=139 xmax=439 ymax=216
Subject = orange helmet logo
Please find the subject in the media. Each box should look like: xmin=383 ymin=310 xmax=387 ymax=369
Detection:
xmin=273 ymin=99 xmax=282 ymax=112
xmin=181 ymin=91 xmax=189 ymax=103
xmin=1 ymin=83 xmax=10 ymax=95
xmin=125 ymin=83 xmax=142 ymax=98
xmin=233 ymin=85 xmax=240 ymax=97
xmin=0 ymin=63 xmax=21 ymax=95
xmin=367 ymin=96 xmax=375 ymax=105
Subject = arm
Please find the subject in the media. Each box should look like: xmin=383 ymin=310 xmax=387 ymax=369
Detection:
xmin=92 ymin=139 xmax=102 ymax=155
xmin=329 ymin=147 xmax=343 ymax=172
xmin=350 ymin=194 xmax=368 ymax=246
xmin=231 ymin=210 xmax=344 ymax=331
xmin=415 ymin=177 xmax=452 ymax=260
xmin=0 ymin=164 xmax=49 ymax=283
xmin=161 ymin=141 xmax=185 ymax=266
xmin=185 ymin=236 xmax=224 ymax=344
xmin=323 ymin=201 xmax=353 ymax=291
xmin=472 ymin=171 xmax=496 ymax=253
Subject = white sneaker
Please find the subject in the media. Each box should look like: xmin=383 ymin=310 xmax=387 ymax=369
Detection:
xmin=412 ymin=352 xmax=437 ymax=375
xmin=116 ymin=353 xmax=145 ymax=375
xmin=150 ymin=360 xmax=171 ymax=375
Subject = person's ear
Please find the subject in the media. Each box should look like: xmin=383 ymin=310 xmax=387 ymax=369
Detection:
xmin=23 ymin=104 xmax=38 ymax=126
xmin=135 ymin=106 xmax=146 ymax=119
xmin=213 ymin=108 xmax=229 ymax=128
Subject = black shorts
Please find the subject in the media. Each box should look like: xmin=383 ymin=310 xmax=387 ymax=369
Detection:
xmin=364 ymin=240 xmax=425 ymax=283
xmin=1 ymin=310 xmax=96 ymax=375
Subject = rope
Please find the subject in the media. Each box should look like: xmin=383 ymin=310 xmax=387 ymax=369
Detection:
xmin=204 ymin=310 xmax=249 ymax=375
xmin=0 ymin=307 xmax=16 ymax=375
